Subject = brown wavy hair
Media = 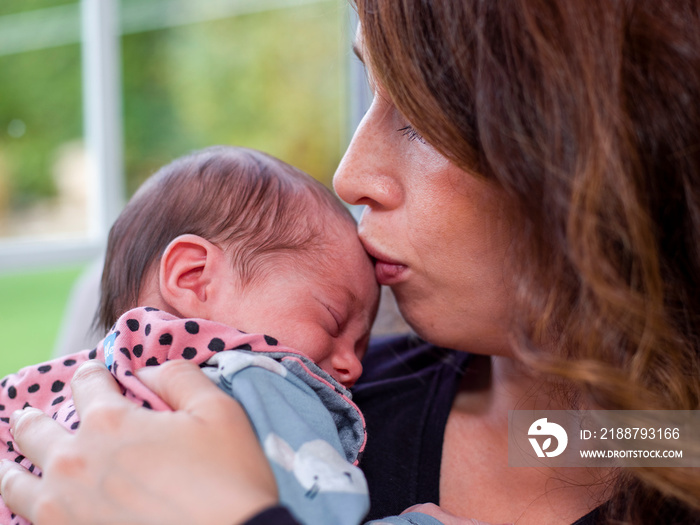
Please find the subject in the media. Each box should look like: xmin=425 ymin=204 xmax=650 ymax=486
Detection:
xmin=355 ymin=0 xmax=700 ymax=521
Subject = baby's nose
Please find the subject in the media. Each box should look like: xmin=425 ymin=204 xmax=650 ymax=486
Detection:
xmin=331 ymin=349 xmax=363 ymax=389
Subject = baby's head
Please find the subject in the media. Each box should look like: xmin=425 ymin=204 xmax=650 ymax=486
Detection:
xmin=100 ymin=146 xmax=379 ymax=386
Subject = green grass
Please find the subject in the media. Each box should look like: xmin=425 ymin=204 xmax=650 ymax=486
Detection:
xmin=0 ymin=265 xmax=85 ymax=377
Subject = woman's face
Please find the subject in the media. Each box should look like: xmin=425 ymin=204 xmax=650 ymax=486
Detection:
xmin=333 ymin=50 xmax=515 ymax=355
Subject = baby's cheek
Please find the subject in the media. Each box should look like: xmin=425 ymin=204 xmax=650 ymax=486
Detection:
xmin=306 ymin=340 xmax=337 ymax=374
xmin=307 ymin=344 xmax=335 ymax=373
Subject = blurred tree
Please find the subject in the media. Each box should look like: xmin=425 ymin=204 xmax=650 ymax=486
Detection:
xmin=0 ymin=0 xmax=75 ymax=16
xmin=0 ymin=0 xmax=346 ymax=228
xmin=0 ymin=44 xmax=82 ymax=205
xmin=122 ymin=3 xmax=345 ymax=194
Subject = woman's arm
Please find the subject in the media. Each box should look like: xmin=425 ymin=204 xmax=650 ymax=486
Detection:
xmin=0 ymin=360 xmax=278 ymax=525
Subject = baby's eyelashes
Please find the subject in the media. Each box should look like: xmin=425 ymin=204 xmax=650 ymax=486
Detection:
xmin=325 ymin=305 xmax=344 ymax=337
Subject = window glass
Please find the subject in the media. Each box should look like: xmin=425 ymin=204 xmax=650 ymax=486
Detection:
xmin=0 ymin=1 xmax=75 ymax=15
xmin=0 ymin=265 xmax=85 ymax=377
xmin=0 ymin=0 xmax=347 ymax=240
xmin=0 ymin=1 xmax=85 ymax=240
xmin=120 ymin=1 xmax=346 ymax=194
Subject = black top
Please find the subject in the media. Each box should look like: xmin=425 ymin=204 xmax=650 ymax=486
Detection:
xmin=351 ymin=334 xmax=472 ymax=519
xmin=244 ymin=334 xmax=603 ymax=525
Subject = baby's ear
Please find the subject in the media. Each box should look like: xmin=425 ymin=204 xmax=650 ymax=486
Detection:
xmin=159 ymin=234 xmax=223 ymax=317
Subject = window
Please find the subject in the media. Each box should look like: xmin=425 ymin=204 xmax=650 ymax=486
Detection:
xmin=0 ymin=0 xmax=356 ymax=271
xmin=0 ymin=0 xmax=366 ymax=372
xmin=0 ymin=1 xmax=91 ymax=268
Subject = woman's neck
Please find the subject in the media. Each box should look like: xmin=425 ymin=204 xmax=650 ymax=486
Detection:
xmin=454 ymin=354 xmax=569 ymax=424
xmin=440 ymin=354 xmax=614 ymax=524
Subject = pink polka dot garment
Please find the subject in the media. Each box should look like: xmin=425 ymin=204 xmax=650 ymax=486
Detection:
xmin=0 ymin=307 xmax=316 ymax=525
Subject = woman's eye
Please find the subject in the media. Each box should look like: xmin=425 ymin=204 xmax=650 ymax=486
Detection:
xmin=397 ymin=125 xmax=426 ymax=144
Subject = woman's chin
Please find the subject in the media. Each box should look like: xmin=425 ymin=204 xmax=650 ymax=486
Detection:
xmin=393 ymin=296 xmax=459 ymax=349
xmin=394 ymin=293 xmax=512 ymax=355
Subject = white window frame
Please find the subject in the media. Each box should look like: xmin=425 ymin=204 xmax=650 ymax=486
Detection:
xmin=0 ymin=0 xmax=122 ymax=271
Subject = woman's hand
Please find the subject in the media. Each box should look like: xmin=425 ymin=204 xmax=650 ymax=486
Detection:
xmin=0 ymin=360 xmax=278 ymax=525
xmin=403 ymin=503 xmax=513 ymax=525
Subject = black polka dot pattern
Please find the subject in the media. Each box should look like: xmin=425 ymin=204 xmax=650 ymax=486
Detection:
xmin=182 ymin=347 xmax=197 ymax=360
xmin=159 ymin=333 xmax=173 ymax=346
xmin=126 ymin=319 xmax=140 ymax=332
xmin=264 ymin=335 xmax=278 ymax=346
xmin=133 ymin=344 xmax=143 ymax=358
xmin=208 ymin=338 xmax=225 ymax=352
xmin=52 ymin=396 xmax=65 ymax=406
xmin=185 ymin=321 xmax=199 ymax=334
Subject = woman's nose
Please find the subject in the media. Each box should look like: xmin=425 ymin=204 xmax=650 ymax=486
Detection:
xmin=333 ymin=103 xmax=402 ymax=210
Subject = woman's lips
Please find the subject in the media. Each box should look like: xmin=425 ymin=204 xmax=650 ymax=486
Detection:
xmin=361 ymin=241 xmax=408 ymax=285
xmin=374 ymin=259 xmax=408 ymax=285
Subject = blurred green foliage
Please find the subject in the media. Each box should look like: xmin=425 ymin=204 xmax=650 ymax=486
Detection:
xmin=0 ymin=265 xmax=84 ymax=376
xmin=0 ymin=44 xmax=82 ymax=204
xmin=0 ymin=0 xmax=347 ymax=210
xmin=122 ymin=3 xmax=347 ymax=194
xmin=0 ymin=0 xmax=75 ymax=15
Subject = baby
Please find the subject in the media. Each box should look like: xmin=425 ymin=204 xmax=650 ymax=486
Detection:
xmin=0 ymin=146 xmax=379 ymax=525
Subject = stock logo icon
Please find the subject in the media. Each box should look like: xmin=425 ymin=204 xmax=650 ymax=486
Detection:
xmin=528 ymin=418 xmax=568 ymax=458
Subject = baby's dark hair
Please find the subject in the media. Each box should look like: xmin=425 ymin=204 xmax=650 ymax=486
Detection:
xmin=98 ymin=145 xmax=354 ymax=332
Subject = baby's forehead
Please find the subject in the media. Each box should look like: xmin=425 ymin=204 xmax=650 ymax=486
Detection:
xmin=302 ymin=193 xmax=354 ymax=226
